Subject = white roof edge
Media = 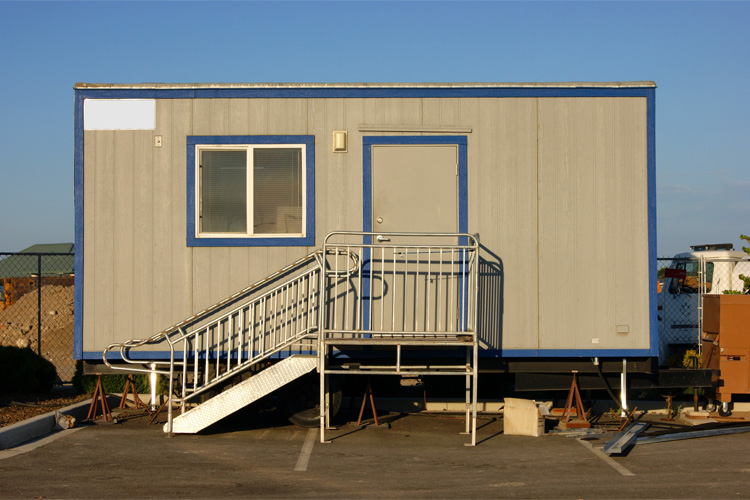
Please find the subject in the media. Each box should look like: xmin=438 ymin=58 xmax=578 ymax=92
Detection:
xmin=672 ymin=250 xmax=748 ymax=260
xmin=74 ymin=81 xmax=657 ymax=90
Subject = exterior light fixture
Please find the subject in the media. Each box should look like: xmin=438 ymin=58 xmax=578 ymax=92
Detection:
xmin=332 ymin=131 xmax=347 ymax=152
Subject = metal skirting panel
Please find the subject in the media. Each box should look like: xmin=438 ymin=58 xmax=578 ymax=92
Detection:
xmin=167 ymin=355 xmax=317 ymax=434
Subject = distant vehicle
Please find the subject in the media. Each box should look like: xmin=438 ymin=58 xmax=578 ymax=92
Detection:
xmin=658 ymin=243 xmax=750 ymax=363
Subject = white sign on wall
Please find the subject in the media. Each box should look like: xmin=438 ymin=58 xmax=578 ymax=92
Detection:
xmin=83 ymin=99 xmax=156 ymax=130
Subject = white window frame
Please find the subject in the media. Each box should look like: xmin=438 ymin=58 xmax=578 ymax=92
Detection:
xmin=194 ymin=143 xmax=307 ymax=239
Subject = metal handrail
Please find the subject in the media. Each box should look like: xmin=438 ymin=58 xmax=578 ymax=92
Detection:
xmin=102 ymin=249 xmax=326 ymax=372
xmin=175 ymin=266 xmax=322 ymax=395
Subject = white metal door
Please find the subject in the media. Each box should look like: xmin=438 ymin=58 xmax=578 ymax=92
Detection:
xmin=369 ymin=144 xmax=460 ymax=331
xmin=371 ymin=144 xmax=458 ymax=242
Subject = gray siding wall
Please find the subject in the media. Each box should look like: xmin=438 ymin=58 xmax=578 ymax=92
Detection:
xmin=82 ymin=96 xmax=649 ymax=354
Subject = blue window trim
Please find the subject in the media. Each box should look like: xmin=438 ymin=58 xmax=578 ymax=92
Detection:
xmin=73 ymin=85 xmax=655 ymax=361
xmin=186 ymin=135 xmax=315 ymax=247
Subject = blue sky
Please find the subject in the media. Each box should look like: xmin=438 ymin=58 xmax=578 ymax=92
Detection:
xmin=1 ymin=0 xmax=748 ymax=256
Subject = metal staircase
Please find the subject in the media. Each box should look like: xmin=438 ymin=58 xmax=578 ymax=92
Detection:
xmin=102 ymin=232 xmax=480 ymax=444
xmin=102 ymin=249 xmax=340 ymax=434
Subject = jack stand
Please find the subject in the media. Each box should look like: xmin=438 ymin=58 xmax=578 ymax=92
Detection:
xmin=86 ymin=375 xmax=112 ymax=422
xmin=357 ymin=377 xmax=381 ymax=427
xmin=559 ymin=371 xmax=590 ymax=429
xmin=118 ymin=374 xmax=151 ymax=413
xmin=663 ymin=394 xmax=675 ymax=421
xmin=148 ymin=398 xmax=169 ymax=426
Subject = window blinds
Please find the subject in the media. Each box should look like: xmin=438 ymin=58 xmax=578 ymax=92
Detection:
xmin=253 ymin=148 xmax=303 ymax=234
xmin=200 ymin=150 xmax=247 ymax=233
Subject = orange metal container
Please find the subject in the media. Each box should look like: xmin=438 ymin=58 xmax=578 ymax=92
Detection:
xmin=702 ymin=295 xmax=750 ymax=401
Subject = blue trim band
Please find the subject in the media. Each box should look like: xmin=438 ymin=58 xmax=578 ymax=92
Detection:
xmin=82 ymin=348 xmax=652 ymax=361
xmin=490 ymin=349 xmax=653 ymax=358
xmin=647 ymin=88 xmax=658 ymax=357
xmin=73 ymin=92 xmax=85 ymax=360
xmin=186 ymin=135 xmax=315 ymax=247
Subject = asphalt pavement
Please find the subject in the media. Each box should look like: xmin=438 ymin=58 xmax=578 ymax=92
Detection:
xmin=1 ymin=406 xmax=749 ymax=499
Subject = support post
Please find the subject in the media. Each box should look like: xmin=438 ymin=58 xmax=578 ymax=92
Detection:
xmin=150 ymin=363 xmax=157 ymax=411
xmin=464 ymin=349 xmax=471 ymax=435
xmin=36 ymin=255 xmax=42 ymax=357
xmin=620 ymin=358 xmax=628 ymax=417
xmin=471 ymin=339 xmax=479 ymax=446
xmin=319 ymin=343 xmax=327 ymax=443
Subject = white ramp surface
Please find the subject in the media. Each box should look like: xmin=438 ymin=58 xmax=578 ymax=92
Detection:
xmin=167 ymin=355 xmax=317 ymax=434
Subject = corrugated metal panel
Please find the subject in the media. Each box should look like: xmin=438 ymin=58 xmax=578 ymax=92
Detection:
xmin=471 ymin=98 xmax=539 ymax=351
xmin=537 ymin=97 xmax=649 ymax=351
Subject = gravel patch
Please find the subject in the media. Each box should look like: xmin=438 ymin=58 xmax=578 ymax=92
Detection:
xmin=0 ymin=393 xmax=88 ymax=427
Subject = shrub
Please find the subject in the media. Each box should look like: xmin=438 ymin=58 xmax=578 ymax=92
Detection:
xmin=0 ymin=346 xmax=57 ymax=393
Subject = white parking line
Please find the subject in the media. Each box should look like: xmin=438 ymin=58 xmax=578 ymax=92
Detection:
xmin=294 ymin=428 xmax=317 ymax=472
xmin=577 ymin=438 xmax=635 ymax=476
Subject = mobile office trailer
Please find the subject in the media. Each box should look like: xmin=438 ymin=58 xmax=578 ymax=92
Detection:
xmin=74 ymin=82 xmax=665 ymax=436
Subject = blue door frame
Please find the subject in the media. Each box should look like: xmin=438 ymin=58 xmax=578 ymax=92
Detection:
xmin=360 ymin=136 xmax=469 ymax=332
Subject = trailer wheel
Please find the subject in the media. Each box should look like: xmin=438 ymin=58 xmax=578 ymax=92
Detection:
xmin=281 ymin=374 xmax=341 ymax=428
xmin=718 ymin=401 xmax=733 ymax=417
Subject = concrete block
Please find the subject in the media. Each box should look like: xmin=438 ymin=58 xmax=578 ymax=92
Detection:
xmin=504 ymin=398 xmax=545 ymax=437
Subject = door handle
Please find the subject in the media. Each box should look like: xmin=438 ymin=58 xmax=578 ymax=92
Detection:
xmin=376 ymin=235 xmax=390 ymax=242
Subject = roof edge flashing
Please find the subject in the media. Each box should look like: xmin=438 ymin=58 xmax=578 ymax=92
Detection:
xmin=74 ymin=81 xmax=657 ymax=90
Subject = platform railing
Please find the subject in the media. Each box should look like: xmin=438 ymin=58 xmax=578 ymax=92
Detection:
xmin=320 ymin=231 xmax=480 ymax=340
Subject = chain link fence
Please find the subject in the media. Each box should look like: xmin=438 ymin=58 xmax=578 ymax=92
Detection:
xmin=0 ymin=251 xmax=75 ymax=383
xmin=2 ymin=247 xmax=745 ymax=380
xmin=657 ymin=255 xmax=750 ymax=366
